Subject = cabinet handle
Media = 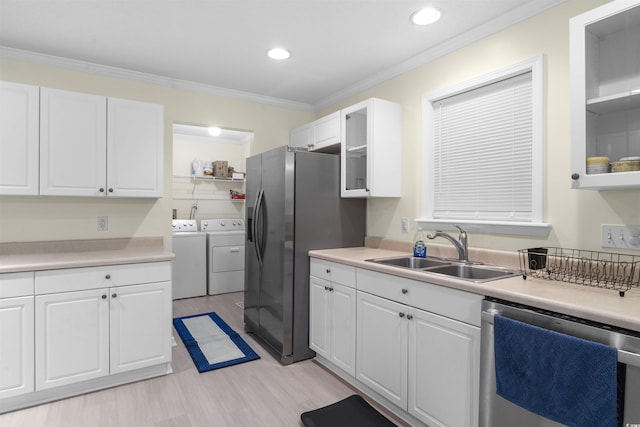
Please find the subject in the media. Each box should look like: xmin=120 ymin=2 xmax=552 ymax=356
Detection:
xmin=112 ymin=293 xmax=117 ymax=298
xmin=99 ymin=188 xmax=105 ymax=193
xmin=407 ymin=314 xmax=413 ymax=320
xmin=571 ymin=173 xmax=580 ymax=180
xmin=402 ymin=288 xmax=408 ymax=294
xmin=102 ymin=294 xmax=107 ymax=299
xmin=399 ymin=312 xmax=405 ymax=318
xmin=108 ymin=188 xmax=114 ymax=193
xmin=105 ymin=274 xmax=111 ymax=279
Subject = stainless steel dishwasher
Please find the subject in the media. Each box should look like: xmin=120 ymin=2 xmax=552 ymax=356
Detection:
xmin=480 ymin=297 xmax=640 ymax=427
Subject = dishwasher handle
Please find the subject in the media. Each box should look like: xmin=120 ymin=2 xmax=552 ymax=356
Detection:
xmin=482 ymin=309 xmax=640 ymax=368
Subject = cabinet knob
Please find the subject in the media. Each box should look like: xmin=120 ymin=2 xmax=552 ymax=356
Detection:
xmin=407 ymin=314 xmax=413 ymax=320
xmin=108 ymin=188 xmax=114 ymax=193
xmin=326 ymin=269 xmax=331 ymax=274
xmin=571 ymin=173 xmax=580 ymax=180
xmin=99 ymin=188 xmax=105 ymax=193
xmin=102 ymin=294 xmax=107 ymax=299
xmin=324 ymin=286 xmax=329 ymax=291
xmin=105 ymin=274 xmax=111 ymax=279
xmin=402 ymin=288 xmax=408 ymax=294
xmin=399 ymin=312 xmax=405 ymax=318
xmin=111 ymin=293 xmax=117 ymax=298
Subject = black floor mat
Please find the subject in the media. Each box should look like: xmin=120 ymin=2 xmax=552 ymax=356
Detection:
xmin=300 ymin=394 xmax=397 ymax=427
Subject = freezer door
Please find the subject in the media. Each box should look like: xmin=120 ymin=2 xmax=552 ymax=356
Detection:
xmin=256 ymin=147 xmax=295 ymax=357
xmin=244 ymin=153 xmax=262 ymax=333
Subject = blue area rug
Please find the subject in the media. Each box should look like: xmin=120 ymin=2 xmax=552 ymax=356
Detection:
xmin=173 ymin=312 xmax=260 ymax=373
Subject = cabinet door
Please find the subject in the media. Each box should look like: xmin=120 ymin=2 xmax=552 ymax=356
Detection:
xmin=35 ymin=288 xmax=109 ymax=390
xmin=570 ymin=1 xmax=640 ymax=190
xmin=312 ymin=111 xmax=340 ymax=150
xmin=107 ymin=98 xmax=164 ymax=198
xmin=408 ymin=307 xmax=480 ymax=427
xmin=40 ymin=88 xmax=107 ymax=196
xmin=330 ymin=282 xmax=356 ymax=376
xmin=341 ymin=98 xmax=401 ymax=198
xmin=356 ymin=291 xmax=407 ymax=409
xmin=110 ymin=281 xmax=171 ymax=374
xmin=290 ymin=124 xmax=312 ymax=149
xmin=0 ymin=296 xmax=34 ymax=399
xmin=0 ymin=81 xmax=39 ymax=195
xmin=309 ymin=275 xmax=331 ymax=359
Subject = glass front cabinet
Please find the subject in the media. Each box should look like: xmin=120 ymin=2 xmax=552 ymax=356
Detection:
xmin=340 ymin=98 xmax=401 ymax=198
xmin=570 ymin=0 xmax=640 ymax=190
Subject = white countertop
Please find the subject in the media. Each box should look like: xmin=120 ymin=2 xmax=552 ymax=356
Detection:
xmin=309 ymin=247 xmax=640 ymax=333
xmin=0 ymin=237 xmax=174 ymax=273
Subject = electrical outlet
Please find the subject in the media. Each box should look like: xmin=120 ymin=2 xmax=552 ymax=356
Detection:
xmin=601 ymin=224 xmax=640 ymax=250
xmin=97 ymin=216 xmax=108 ymax=232
xmin=401 ymin=217 xmax=409 ymax=234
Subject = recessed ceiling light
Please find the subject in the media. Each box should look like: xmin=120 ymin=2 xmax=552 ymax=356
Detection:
xmin=411 ymin=7 xmax=441 ymax=25
xmin=208 ymin=127 xmax=221 ymax=137
xmin=267 ymin=47 xmax=291 ymax=60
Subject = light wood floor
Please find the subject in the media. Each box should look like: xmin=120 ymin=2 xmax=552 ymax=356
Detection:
xmin=1 ymin=292 xmax=407 ymax=427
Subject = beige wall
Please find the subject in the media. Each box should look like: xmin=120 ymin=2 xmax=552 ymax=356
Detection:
xmin=0 ymin=58 xmax=313 ymax=246
xmin=2 ymin=0 xmax=639 ymax=254
xmin=318 ymin=0 xmax=640 ymax=253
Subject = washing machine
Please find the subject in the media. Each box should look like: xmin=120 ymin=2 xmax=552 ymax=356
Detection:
xmin=201 ymin=218 xmax=245 ymax=295
xmin=171 ymin=219 xmax=207 ymax=299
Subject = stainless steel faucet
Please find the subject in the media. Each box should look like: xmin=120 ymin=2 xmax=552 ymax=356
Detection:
xmin=426 ymin=225 xmax=468 ymax=262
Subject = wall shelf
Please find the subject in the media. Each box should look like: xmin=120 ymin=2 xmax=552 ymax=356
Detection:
xmin=173 ymin=175 xmax=245 ymax=183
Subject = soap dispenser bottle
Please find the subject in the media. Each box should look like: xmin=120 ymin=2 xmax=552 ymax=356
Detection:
xmin=413 ymin=229 xmax=427 ymax=258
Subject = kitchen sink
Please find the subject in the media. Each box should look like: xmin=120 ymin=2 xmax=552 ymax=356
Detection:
xmin=366 ymin=255 xmax=519 ymax=283
xmin=426 ymin=264 xmax=519 ymax=282
xmin=367 ymin=256 xmax=451 ymax=269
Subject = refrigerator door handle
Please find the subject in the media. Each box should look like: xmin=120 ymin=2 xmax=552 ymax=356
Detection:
xmin=254 ymin=188 xmax=265 ymax=265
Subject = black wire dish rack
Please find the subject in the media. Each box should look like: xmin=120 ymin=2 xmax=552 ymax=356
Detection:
xmin=518 ymin=247 xmax=640 ymax=297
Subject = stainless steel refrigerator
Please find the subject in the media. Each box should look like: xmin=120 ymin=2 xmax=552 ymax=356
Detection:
xmin=244 ymin=145 xmax=366 ymax=365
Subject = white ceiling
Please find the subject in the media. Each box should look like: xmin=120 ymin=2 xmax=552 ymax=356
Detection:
xmin=0 ymin=0 xmax=565 ymax=110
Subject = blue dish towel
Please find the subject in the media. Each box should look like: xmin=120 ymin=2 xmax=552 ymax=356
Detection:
xmin=494 ymin=314 xmax=618 ymax=427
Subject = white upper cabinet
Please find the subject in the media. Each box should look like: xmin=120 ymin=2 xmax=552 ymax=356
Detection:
xmin=341 ymin=98 xmax=401 ymax=198
xmin=570 ymin=0 xmax=640 ymax=190
xmin=40 ymin=87 xmax=107 ymax=196
xmin=37 ymin=86 xmax=163 ymax=197
xmin=290 ymin=111 xmax=341 ymax=152
xmin=107 ymin=98 xmax=164 ymax=198
xmin=0 ymin=81 xmax=40 ymax=195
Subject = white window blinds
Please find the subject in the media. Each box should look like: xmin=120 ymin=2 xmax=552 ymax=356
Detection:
xmin=431 ymin=71 xmax=534 ymax=222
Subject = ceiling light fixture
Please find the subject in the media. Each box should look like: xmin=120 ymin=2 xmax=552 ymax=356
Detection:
xmin=208 ymin=127 xmax=221 ymax=137
xmin=267 ymin=47 xmax=291 ymax=60
xmin=410 ymin=7 xmax=441 ymax=25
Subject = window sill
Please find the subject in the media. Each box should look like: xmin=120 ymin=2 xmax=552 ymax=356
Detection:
xmin=415 ymin=219 xmax=551 ymax=237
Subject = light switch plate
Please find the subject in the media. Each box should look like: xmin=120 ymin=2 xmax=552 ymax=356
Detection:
xmin=97 ymin=216 xmax=108 ymax=232
xmin=401 ymin=217 xmax=409 ymax=234
xmin=601 ymin=224 xmax=640 ymax=250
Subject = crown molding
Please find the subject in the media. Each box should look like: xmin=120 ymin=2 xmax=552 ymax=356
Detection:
xmin=312 ymin=0 xmax=567 ymax=111
xmin=0 ymin=46 xmax=314 ymax=112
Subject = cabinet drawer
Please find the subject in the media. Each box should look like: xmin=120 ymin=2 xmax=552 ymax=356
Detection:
xmin=35 ymin=262 xmax=171 ymax=294
xmin=310 ymin=259 xmax=356 ymax=287
xmin=356 ymin=269 xmax=483 ymax=327
xmin=0 ymin=272 xmax=34 ymax=298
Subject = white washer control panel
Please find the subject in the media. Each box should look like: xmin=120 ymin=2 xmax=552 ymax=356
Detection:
xmin=172 ymin=219 xmax=199 ymax=232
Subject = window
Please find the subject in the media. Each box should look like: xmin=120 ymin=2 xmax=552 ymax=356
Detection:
xmin=419 ymin=56 xmax=549 ymax=236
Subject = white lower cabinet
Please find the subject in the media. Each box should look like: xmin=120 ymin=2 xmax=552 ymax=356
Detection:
xmin=309 ymin=257 xmax=483 ymax=427
xmin=0 ymin=271 xmax=35 ymax=399
xmin=0 ymin=262 xmax=172 ymax=414
xmin=35 ymin=288 xmax=110 ymax=390
xmin=34 ymin=280 xmax=171 ymax=391
xmin=408 ymin=302 xmax=480 ymax=427
xmin=309 ymin=259 xmax=357 ymax=376
xmin=356 ymin=289 xmax=480 ymax=427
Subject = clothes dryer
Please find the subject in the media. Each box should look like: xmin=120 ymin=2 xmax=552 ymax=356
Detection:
xmin=201 ymin=218 xmax=245 ymax=295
